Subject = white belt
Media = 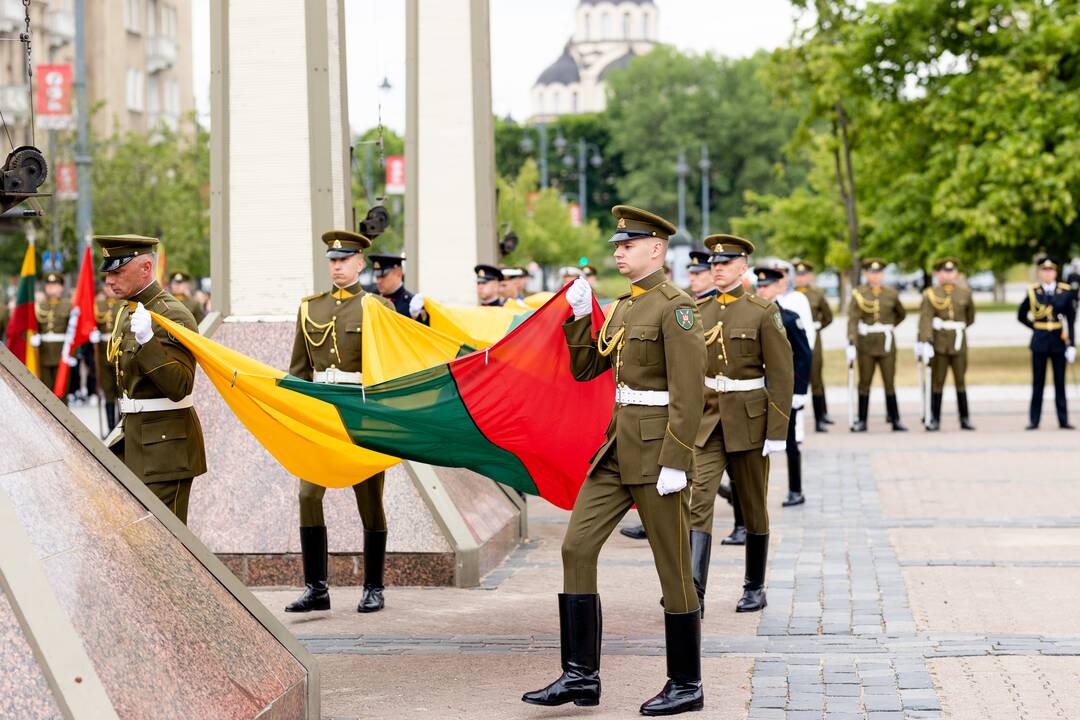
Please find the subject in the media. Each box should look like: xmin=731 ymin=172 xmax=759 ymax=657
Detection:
xmin=615 ymin=385 xmax=669 ymax=406
xmin=704 ymin=375 xmax=765 ymax=393
xmin=932 ymin=318 xmax=966 ymax=351
xmin=313 ymin=369 xmax=362 ymax=385
xmin=39 ymin=332 xmax=66 ymax=343
xmin=119 ymin=394 xmax=193 ymax=414
xmin=858 ymin=321 xmax=895 ymax=352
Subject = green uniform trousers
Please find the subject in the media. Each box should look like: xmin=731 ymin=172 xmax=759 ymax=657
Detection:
xmin=562 ymin=447 xmax=698 ymax=614
xmin=810 ymin=339 xmax=826 ymax=396
xmin=690 ymin=432 xmax=769 ymax=535
xmin=146 ymin=478 xmax=194 ymax=525
xmin=857 ymin=349 xmax=897 ymax=394
xmin=299 ymin=472 xmax=386 ymax=530
xmin=930 ymin=351 xmax=967 ymax=392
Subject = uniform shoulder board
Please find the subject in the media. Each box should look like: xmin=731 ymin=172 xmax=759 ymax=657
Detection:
xmin=748 ymin=293 xmax=771 ymax=309
xmin=1058 ymin=282 xmax=1072 ymax=291
xmin=1028 ymin=283 xmax=1040 ymax=290
xmin=658 ymin=283 xmax=684 ymax=301
xmin=302 ymin=291 xmax=328 ymax=303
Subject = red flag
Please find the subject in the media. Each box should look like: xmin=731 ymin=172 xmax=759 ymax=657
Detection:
xmin=52 ymin=245 xmax=98 ymax=397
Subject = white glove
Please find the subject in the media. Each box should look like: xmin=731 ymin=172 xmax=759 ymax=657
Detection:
xmin=792 ymin=393 xmax=807 ymax=410
xmin=131 ymin=302 xmax=153 ymax=345
xmin=1068 ymin=346 xmax=1077 ymax=364
xmin=566 ymin=277 xmax=593 ymax=318
xmin=65 ymin=355 xmax=78 ymax=367
xmin=29 ymin=334 xmax=41 ymax=347
xmin=762 ymin=439 xmax=787 ymax=456
xmin=922 ymin=344 xmax=935 ymax=362
xmin=89 ymin=329 xmax=102 ymax=344
xmin=656 ymin=466 xmax=688 ymax=496
xmin=409 ymin=293 xmax=425 ymax=319
xmin=913 ymin=342 xmax=924 ymax=361
xmin=845 ymin=344 xmax=856 ymax=365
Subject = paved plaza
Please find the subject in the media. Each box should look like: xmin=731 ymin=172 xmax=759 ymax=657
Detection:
xmin=243 ymin=394 xmax=1080 ymax=719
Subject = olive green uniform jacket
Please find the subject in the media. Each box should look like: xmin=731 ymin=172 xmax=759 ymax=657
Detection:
xmin=107 ymin=281 xmax=206 ymax=483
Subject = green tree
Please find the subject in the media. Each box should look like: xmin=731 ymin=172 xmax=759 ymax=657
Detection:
xmin=604 ymin=46 xmax=805 ymax=242
xmin=497 ymin=159 xmax=601 ymax=268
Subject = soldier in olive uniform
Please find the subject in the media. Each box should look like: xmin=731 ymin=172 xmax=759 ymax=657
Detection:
xmin=524 ymin=206 xmax=707 ymax=715
xmin=687 ymin=235 xmax=793 ymax=617
xmin=95 ymin=282 xmax=123 ymax=430
xmin=368 ymin=253 xmax=416 ymax=317
xmin=918 ymin=258 xmax=976 ymax=431
xmin=1019 ymin=255 xmax=1077 ymax=430
xmin=168 ymin=272 xmax=206 ymax=327
xmin=286 ymin=230 xmax=396 ymax=616
xmin=793 ymin=260 xmax=834 ymax=432
xmin=33 ymin=273 xmax=72 ymax=398
xmin=96 ymin=235 xmax=206 ymax=524
xmin=475 ymin=264 xmax=505 ymax=307
xmin=847 ymin=258 xmax=907 ymax=432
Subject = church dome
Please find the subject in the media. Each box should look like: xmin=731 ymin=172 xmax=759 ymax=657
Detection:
xmin=599 ymin=49 xmax=636 ymax=79
xmin=536 ymin=44 xmax=580 ymax=86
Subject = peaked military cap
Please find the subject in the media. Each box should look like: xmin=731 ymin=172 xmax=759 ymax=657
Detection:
xmin=792 ymin=258 xmax=814 ymax=274
xmin=581 ymin=265 xmax=598 ymax=277
xmin=933 ymin=257 xmax=960 ymax=272
xmin=559 ymin=266 xmax=584 ymax=279
xmin=500 ymin=266 xmax=526 ymax=279
xmin=474 ymin=264 xmax=503 ymax=283
xmin=609 ymin=204 xmax=677 ymax=243
xmin=704 ymin=234 xmax=754 ymax=263
xmin=322 ymin=229 xmax=372 ymax=259
xmin=753 ymin=266 xmax=784 ymax=287
xmin=1035 ymin=255 xmax=1058 ymax=270
xmin=44 ymin=271 xmax=63 ymax=284
xmin=862 ymin=257 xmax=887 ymax=272
xmin=687 ymin=249 xmax=711 ymax=272
xmin=369 ymin=253 xmax=405 ymax=277
xmin=95 ymin=234 xmax=160 ymax=273
xmin=170 ymin=271 xmax=193 ymax=284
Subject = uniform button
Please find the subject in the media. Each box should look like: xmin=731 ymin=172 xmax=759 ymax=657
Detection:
xmin=336 ymin=300 xmax=341 ymax=305
xmin=330 ymin=364 xmax=336 ymax=369
xmin=741 ymin=333 xmax=746 ymax=338
xmin=330 ymin=348 xmax=336 ymax=354
xmin=161 ymin=434 xmax=166 ymax=440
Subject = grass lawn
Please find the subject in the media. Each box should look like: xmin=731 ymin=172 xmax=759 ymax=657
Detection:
xmin=822 ymin=346 xmax=1035 ymax=387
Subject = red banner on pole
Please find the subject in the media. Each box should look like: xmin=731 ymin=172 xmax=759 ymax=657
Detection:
xmin=385 ymin=155 xmax=405 ymax=195
xmin=55 ymin=162 xmax=77 ymax=200
xmin=37 ymin=64 xmax=74 ymax=129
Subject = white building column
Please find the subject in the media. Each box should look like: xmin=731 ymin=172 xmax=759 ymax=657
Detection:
xmin=405 ymin=0 xmax=497 ymax=305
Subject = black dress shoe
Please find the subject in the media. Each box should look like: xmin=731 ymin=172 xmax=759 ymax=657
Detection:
xmin=925 ymin=418 xmax=939 ymax=431
xmin=782 ymin=492 xmax=805 ymax=507
xmin=358 ymin=586 xmax=384 ymax=613
xmin=720 ymin=526 xmax=746 ymax=546
xmin=523 ymin=594 xmax=602 ymax=707
xmin=358 ymin=529 xmax=386 ymax=613
xmin=1061 ymin=423 xmax=1076 ymax=430
xmin=620 ymin=524 xmax=648 ymax=540
xmin=639 ymin=610 xmax=704 ymax=716
xmin=850 ymin=421 xmax=867 ymax=432
xmin=815 ymin=419 xmax=828 ymax=433
xmin=1025 ymin=423 xmax=1039 ymax=430
xmin=735 ymin=533 xmax=769 ymax=613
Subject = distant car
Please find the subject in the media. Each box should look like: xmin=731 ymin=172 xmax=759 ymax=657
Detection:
xmin=967 ymin=271 xmax=995 ymax=292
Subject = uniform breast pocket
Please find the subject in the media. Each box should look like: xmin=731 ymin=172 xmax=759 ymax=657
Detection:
xmin=140 ymin=416 xmax=191 ymax=477
xmin=627 ymin=324 xmax=662 ymax=366
xmin=730 ymin=327 xmax=758 ymax=356
xmin=341 ymin=321 xmax=363 ymax=364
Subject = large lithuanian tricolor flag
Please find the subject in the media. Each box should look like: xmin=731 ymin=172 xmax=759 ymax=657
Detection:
xmin=6 ymin=237 xmax=38 ymax=375
xmin=154 ymin=287 xmax=612 ymax=509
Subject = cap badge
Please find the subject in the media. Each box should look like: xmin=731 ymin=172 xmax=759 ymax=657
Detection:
xmin=617 ymin=217 xmax=627 ymax=229
xmin=332 ymin=239 xmax=342 ymax=249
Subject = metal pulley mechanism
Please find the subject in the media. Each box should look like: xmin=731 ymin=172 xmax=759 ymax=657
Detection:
xmin=358 ymin=205 xmax=390 ymax=239
xmin=0 ymin=145 xmax=48 ymax=215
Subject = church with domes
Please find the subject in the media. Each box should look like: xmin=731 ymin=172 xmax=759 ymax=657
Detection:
xmin=530 ymin=0 xmax=660 ymax=122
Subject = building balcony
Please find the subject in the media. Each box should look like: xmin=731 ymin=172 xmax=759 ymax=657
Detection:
xmin=0 ymin=0 xmax=23 ymax=33
xmin=0 ymin=84 xmax=30 ymax=121
xmin=146 ymin=35 xmax=177 ymax=74
xmin=45 ymin=8 xmax=75 ymax=48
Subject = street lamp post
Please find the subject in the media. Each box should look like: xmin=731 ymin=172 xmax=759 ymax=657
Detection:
xmin=676 ymin=150 xmax=689 ymax=238
xmin=699 ymin=145 xmax=711 ymax=238
xmin=519 ymin=123 xmax=551 ymax=188
xmin=559 ymin=138 xmax=602 ymax=221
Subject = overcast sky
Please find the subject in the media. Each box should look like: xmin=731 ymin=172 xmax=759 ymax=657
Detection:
xmin=191 ymin=1 xmax=800 ymax=134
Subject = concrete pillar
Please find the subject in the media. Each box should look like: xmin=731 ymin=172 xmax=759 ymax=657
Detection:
xmin=405 ymin=0 xmax=498 ymax=305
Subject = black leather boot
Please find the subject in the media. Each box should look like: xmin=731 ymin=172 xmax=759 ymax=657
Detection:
xmin=620 ymin=524 xmax=648 ymax=540
xmin=886 ymin=394 xmax=907 ymax=431
xmin=813 ymin=395 xmax=828 ymax=433
xmin=926 ymin=392 xmax=942 ymax=431
xmin=721 ymin=485 xmax=745 ymax=545
xmin=285 ymin=526 xmax=330 ymax=612
xmin=690 ymin=530 xmax=711 ymax=618
xmin=640 ymin=610 xmax=704 ymax=715
xmin=783 ymin=452 xmax=804 ymax=507
xmin=358 ymin=529 xmax=386 ymax=613
xmin=522 ymin=594 xmax=602 ymax=707
xmin=957 ymin=391 xmax=975 ymax=430
xmin=851 ymin=394 xmax=869 ymax=432
xmin=736 ymin=532 xmax=769 ymax=613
